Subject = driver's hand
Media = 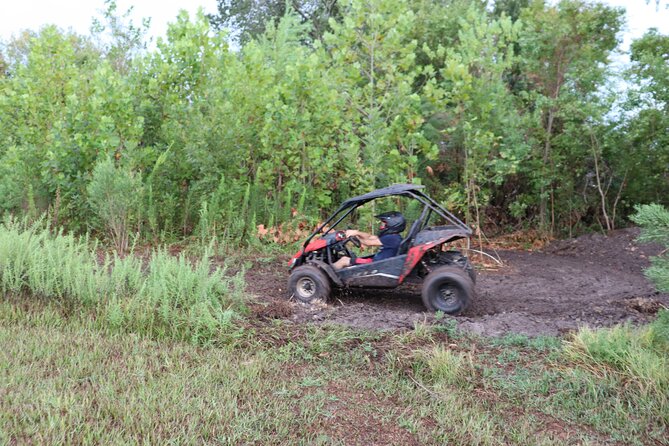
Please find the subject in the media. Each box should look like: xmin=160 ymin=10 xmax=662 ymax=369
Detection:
xmin=345 ymin=229 xmax=359 ymax=238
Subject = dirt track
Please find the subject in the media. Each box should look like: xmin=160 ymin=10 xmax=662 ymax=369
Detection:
xmin=247 ymin=228 xmax=668 ymax=337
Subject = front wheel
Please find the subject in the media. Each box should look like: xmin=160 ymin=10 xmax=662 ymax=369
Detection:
xmin=288 ymin=265 xmax=331 ymax=303
xmin=421 ymin=266 xmax=474 ymax=315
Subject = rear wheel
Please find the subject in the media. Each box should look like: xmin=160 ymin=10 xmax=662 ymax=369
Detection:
xmin=430 ymin=251 xmax=476 ymax=283
xmin=288 ymin=265 xmax=331 ymax=303
xmin=421 ymin=266 xmax=474 ymax=315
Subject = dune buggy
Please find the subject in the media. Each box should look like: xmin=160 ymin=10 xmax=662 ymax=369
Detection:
xmin=288 ymin=184 xmax=475 ymax=314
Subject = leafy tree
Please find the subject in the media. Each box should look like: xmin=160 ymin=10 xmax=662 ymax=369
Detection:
xmin=0 ymin=0 xmax=666 ymax=244
xmin=514 ymin=0 xmax=623 ymax=234
xmin=410 ymin=0 xmax=485 ymax=76
xmin=630 ymin=29 xmax=669 ymax=110
xmin=422 ymin=5 xmax=525 ymax=232
xmin=323 ymin=0 xmax=437 ymax=190
xmin=0 ymin=50 xmax=7 ymax=77
xmin=208 ymin=0 xmax=340 ymax=43
xmin=0 ymin=27 xmax=101 ymax=221
xmin=90 ymin=0 xmax=151 ymax=73
xmin=135 ymin=10 xmax=229 ymax=235
xmin=614 ymin=30 xmax=669 ymax=210
xmin=492 ymin=0 xmax=530 ymax=21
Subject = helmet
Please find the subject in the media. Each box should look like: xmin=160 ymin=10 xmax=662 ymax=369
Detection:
xmin=375 ymin=211 xmax=406 ymax=236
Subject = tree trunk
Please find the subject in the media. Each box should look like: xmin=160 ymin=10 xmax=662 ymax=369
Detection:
xmin=540 ymin=107 xmax=555 ymax=236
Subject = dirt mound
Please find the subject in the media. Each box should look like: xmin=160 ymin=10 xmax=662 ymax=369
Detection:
xmin=245 ymin=228 xmax=668 ymax=337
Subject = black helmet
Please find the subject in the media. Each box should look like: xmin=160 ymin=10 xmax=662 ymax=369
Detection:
xmin=376 ymin=211 xmax=406 ymax=236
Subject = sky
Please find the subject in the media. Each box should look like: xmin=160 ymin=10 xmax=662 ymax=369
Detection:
xmin=0 ymin=0 xmax=218 ymax=44
xmin=604 ymin=0 xmax=669 ymax=50
xmin=0 ymin=0 xmax=668 ymax=52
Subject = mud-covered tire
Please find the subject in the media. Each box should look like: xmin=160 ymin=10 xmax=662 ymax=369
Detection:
xmin=288 ymin=265 xmax=331 ymax=303
xmin=421 ymin=266 xmax=474 ymax=314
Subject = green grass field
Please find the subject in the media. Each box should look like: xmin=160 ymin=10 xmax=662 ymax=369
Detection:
xmin=2 ymin=297 xmax=667 ymax=445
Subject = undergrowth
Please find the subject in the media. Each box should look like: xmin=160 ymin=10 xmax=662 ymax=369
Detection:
xmin=409 ymin=315 xmax=669 ymax=445
xmin=564 ymin=310 xmax=669 ymax=426
xmin=2 ymin=291 xmax=668 ymax=444
xmin=0 ymin=219 xmax=246 ymax=344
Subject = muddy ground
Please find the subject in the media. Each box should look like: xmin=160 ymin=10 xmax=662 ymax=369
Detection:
xmin=246 ymin=228 xmax=668 ymax=337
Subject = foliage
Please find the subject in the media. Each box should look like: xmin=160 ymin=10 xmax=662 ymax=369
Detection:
xmin=87 ymin=157 xmax=143 ymax=253
xmin=208 ymin=0 xmax=340 ymax=43
xmin=422 ymin=4 xmax=525 ymax=229
xmin=0 ymin=219 xmax=246 ymax=344
xmin=2 ymin=297 xmax=667 ymax=444
xmin=90 ymin=0 xmax=151 ymax=73
xmin=564 ymin=310 xmax=669 ymax=426
xmin=631 ymin=204 xmax=669 ymax=292
xmin=323 ymin=0 xmax=437 ymax=189
xmin=512 ymin=0 xmax=624 ymax=234
xmin=0 ymin=0 xmax=666 ymax=243
xmin=617 ymin=30 xmax=669 ymax=209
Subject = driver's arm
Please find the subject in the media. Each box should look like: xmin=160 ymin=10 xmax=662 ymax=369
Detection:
xmin=345 ymin=229 xmax=382 ymax=247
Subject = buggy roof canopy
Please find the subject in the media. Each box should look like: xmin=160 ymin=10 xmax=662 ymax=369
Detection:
xmin=340 ymin=184 xmax=425 ymax=208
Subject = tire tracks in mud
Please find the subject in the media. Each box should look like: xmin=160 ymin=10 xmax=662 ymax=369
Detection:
xmin=247 ymin=228 xmax=668 ymax=337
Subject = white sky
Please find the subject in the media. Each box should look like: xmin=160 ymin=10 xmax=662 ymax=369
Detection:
xmin=0 ymin=0 xmax=218 ymax=44
xmin=605 ymin=0 xmax=669 ymax=50
xmin=0 ymin=0 xmax=667 ymax=50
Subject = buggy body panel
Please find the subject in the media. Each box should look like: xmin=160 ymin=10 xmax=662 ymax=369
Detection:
xmin=335 ymin=255 xmax=407 ymax=287
xmin=399 ymin=226 xmax=470 ymax=282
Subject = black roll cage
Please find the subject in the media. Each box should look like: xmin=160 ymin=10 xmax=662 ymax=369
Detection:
xmin=300 ymin=184 xmax=471 ymax=253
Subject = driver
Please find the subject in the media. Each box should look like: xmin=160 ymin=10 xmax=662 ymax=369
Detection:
xmin=333 ymin=211 xmax=406 ymax=269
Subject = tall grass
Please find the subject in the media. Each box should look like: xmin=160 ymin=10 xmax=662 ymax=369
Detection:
xmin=564 ymin=310 xmax=669 ymax=424
xmin=0 ymin=218 xmax=246 ymax=344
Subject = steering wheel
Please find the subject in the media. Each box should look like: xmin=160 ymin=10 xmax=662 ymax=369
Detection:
xmin=330 ymin=231 xmax=362 ymax=262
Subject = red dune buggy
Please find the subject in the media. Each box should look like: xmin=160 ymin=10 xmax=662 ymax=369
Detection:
xmin=288 ymin=184 xmax=475 ymax=314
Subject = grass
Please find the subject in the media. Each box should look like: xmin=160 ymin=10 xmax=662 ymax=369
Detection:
xmin=0 ymin=219 xmax=247 ymax=344
xmin=1 ymin=221 xmax=667 ymax=444
xmin=2 ymin=295 xmax=668 ymax=445
xmin=0 ymin=302 xmax=314 ymax=445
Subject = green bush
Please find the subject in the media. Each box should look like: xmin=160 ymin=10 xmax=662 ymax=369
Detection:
xmin=87 ymin=157 xmax=143 ymax=254
xmin=631 ymin=203 xmax=669 ymax=292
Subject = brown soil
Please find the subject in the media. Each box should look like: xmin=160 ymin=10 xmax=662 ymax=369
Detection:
xmin=245 ymin=227 xmax=669 ymax=337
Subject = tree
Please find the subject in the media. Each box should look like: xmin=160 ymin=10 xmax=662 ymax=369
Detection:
xmin=515 ymin=0 xmax=623 ymax=234
xmin=90 ymin=0 xmax=150 ymax=73
xmin=614 ymin=30 xmax=669 ymax=210
xmin=422 ymin=4 xmax=525 ymax=234
xmin=492 ymin=0 xmax=530 ymax=21
xmin=208 ymin=0 xmax=340 ymax=43
xmin=630 ymin=29 xmax=669 ymax=110
xmin=0 ymin=27 xmax=101 ymax=221
xmin=323 ymin=0 xmax=437 ymax=190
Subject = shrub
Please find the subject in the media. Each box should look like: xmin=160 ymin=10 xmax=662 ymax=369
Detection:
xmin=87 ymin=157 xmax=143 ymax=254
xmin=0 ymin=219 xmax=246 ymax=344
xmin=630 ymin=203 xmax=669 ymax=292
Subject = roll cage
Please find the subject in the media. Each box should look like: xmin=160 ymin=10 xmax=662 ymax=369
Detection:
xmin=298 ymin=184 xmax=471 ymax=256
